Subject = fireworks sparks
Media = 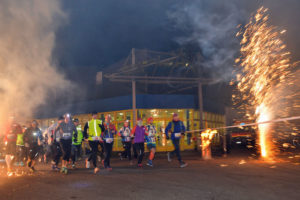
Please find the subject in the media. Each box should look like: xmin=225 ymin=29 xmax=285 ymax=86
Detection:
xmin=201 ymin=129 xmax=217 ymax=160
xmin=234 ymin=7 xmax=300 ymax=159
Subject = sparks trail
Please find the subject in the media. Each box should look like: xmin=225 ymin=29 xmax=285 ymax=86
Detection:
xmin=232 ymin=7 xmax=300 ymax=159
xmin=185 ymin=115 xmax=300 ymax=133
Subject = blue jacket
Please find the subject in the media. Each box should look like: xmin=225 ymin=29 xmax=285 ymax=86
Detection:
xmin=165 ymin=120 xmax=185 ymax=140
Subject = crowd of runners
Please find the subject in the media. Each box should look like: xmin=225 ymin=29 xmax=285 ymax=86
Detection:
xmin=3 ymin=112 xmax=188 ymax=175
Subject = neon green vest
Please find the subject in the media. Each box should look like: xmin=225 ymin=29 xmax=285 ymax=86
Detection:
xmin=88 ymin=119 xmax=102 ymax=141
xmin=16 ymin=133 xmax=24 ymax=146
xmin=73 ymin=125 xmax=83 ymax=145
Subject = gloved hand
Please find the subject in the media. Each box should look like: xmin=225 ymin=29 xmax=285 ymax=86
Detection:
xmin=166 ymin=136 xmax=170 ymax=140
xmin=74 ymin=138 xmax=77 ymax=143
xmin=181 ymin=132 xmax=185 ymax=136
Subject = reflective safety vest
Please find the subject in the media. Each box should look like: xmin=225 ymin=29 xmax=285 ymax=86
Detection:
xmin=16 ymin=133 xmax=24 ymax=146
xmin=88 ymin=119 xmax=102 ymax=141
xmin=73 ymin=125 xmax=83 ymax=145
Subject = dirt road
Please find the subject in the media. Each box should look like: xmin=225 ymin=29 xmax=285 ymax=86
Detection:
xmin=0 ymin=151 xmax=299 ymax=200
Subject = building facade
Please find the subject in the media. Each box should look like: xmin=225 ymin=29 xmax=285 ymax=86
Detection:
xmin=36 ymin=94 xmax=225 ymax=152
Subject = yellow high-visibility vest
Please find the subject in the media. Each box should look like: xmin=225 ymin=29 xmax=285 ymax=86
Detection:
xmin=88 ymin=119 xmax=102 ymax=141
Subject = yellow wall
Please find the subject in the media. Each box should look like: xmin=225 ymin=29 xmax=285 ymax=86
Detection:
xmin=37 ymin=109 xmax=225 ymax=152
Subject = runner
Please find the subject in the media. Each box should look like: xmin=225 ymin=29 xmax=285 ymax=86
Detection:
xmin=15 ymin=125 xmax=26 ymax=167
xmin=145 ymin=117 xmax=157 ymax=167
xmin=56 ymin=114 xmax=78 ymax=174
xmin=165 ymin=113 xmax=188 ymax=168
xmin=4 ymin=117 xmax=22 ymax=175
xmin=23 ymin=120 xmax=43 ymax=172
xmin=118 ymin=120 xmax=132 ymax=164
xmin=83 ymin=111 xmax=104 ymax=174
xmin=102 ymin=115 xmax=116 ymax=171
xmin=47 ymin=116 xmax=64 ymax=171
xmin=71 ymin=118 xmax=83 ymax=169
xmin=131 ymin=118 xmax=146 ymax=168
xmin=43 ymin=128 xmax=51 ymax=163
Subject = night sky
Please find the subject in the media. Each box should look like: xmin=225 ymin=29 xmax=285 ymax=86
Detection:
xmin=51 ymin=0 xmax=300 ymax=102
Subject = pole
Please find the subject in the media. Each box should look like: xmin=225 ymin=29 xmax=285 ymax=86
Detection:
xmin=198 ymin=81 xmax=206 ymax=157
xmin=131 ymin=48 xmax=135 ymax=66
xmin=132 ymin=79 xmax=137 ymax=127
xmin=131 ymin=48 xmax=137 ymax=127
xmin=198 ymin=81 xmax=204 ymax=129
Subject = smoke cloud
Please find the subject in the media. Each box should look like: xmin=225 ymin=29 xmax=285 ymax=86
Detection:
xmin=168 ymin=0 xmax=246 ymax=81
xmin=0 ymin=0 xmax=70 ymax=126
xmin=168 ymin=0 xmax=300 ymax=82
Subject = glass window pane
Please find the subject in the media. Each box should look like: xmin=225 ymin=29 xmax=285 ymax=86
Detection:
xmin=116 ymin=112 xmax=124 ymax=121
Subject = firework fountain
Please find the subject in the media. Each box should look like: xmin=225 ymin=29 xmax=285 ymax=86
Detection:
xmin=201 ymin=129 xmax=217 ymax=160
xmin=234 ymin=7 xmax=300 ymax=159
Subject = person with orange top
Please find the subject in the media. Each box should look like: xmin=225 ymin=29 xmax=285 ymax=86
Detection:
xmin=145 ymin=117 xmax=157 ymax=167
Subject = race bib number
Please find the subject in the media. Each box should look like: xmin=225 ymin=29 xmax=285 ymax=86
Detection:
xmin=124 ymin=136 xmax=131 ymax=142
xmin=148 ymin=136 xmax=156 ymax=143
xmin=92 ymin=136 xmax=101 ymax=141
xmin=124 ymin=128 xmax=131 ymax=137
xmin=174 ymin=133 xmax=181 ymax=138
xmin=63 ymin=133 xmax=71 ymax=137
xmin=105 ymin=138 xmax=113 ymax=143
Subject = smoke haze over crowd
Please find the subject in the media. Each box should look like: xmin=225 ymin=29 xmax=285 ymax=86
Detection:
xmin=0 ymin=0 xmax=71 ymax=125
xmin=0 ymin=0 xmax=299 ymax=121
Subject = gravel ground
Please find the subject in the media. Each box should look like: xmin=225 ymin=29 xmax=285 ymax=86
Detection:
xmin=0 ymin=150 xmax=299 ymax=200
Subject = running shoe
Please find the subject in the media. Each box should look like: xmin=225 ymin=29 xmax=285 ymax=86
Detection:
xmin=30 ymin=167 xmax=36 ymax=173
xmin=51 ymin=164 xmax=60 ymax=171
xmin=107 ymin=166 xmax=112 ymax=171
xmin=7 ymin=171 xmax=14 ymax=177
xmin=60 ymin=167 xmax=68 ymax=174
xmin=86 ymin=160 xmax=90 ymax=169
xmin=180 ymin=162 xmax=188 ymax=168
xmin=20 ymin=161 xmax=24 ymax=167
xmin=27 ymin=160 xmax=32 ymax=167
xmin=94 ymin=167 xmax=100 ymax=174
xmin=72 ymin=164 xmax=76 ymax=169
xmin=167 ymin=152 xmax=172 ymax=162
xmin=138 ymin=164 xmax=143 ymax=168
xmin=146 ymin=160 xmax=153 ymax=167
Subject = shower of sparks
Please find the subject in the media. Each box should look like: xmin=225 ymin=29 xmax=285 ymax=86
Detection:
xmin=234 ymin=7 xmax=300 ymax=159
xmin=201 ymin=129 xmax=217 ymax=160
